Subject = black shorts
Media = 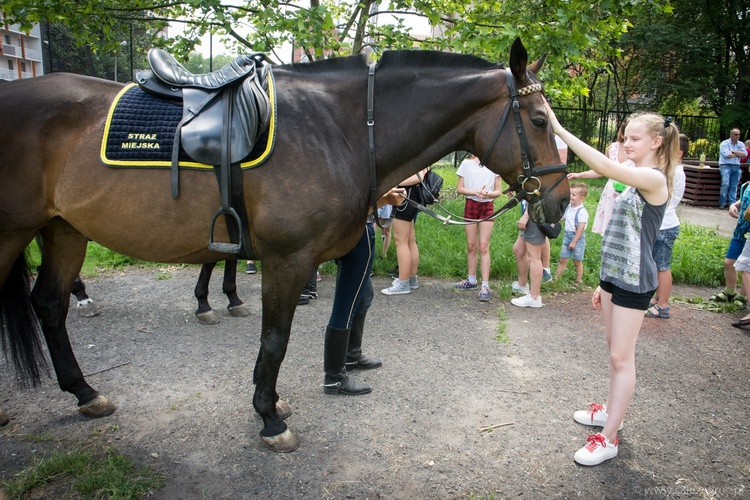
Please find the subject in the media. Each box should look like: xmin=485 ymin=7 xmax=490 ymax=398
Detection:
xmin=394 ymin=187 xmax=420 ymax=222
xmin=599 ymin=280 xmax=655 ymax=311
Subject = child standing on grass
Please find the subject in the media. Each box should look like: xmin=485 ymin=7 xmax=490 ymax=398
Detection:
xmin=547 ymin=105 xmax=679 ymax=467
xmin=453 ymin=154 xmax=502 ymax=302
xmin=645 ymin=133 xmax=688 ymax=319
xmin=554 ymin=182 xmax=589 ymax=286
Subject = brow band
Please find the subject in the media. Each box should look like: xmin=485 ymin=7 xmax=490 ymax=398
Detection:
xmin=517 ymin=83 xmax=542 ymax=96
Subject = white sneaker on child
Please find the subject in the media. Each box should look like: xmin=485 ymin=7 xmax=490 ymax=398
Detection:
xmin=574 ymin=433 xmax=618 ymax=466
xmin=510 ymin=293 xmax=542 ymax=308
xmin=381 ymin=280 xmax=411 ymax=295
xmin=573 ymin=403 xmax=623 ymax=430
xmin=511 ymin=281 xmax=530 ymax=295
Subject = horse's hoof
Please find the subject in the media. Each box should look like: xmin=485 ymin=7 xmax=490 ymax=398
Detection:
xmin=0 ymin=409 xmax=9 ymax=427
xmin=78 ymin=395 xmax=116 ymax=418
xmin=77 ymin=299 xmax=100 ymax=317
xmin=196 ymin=310 xmax=220 ymax=325
xmin=228 ymin=304 xmax=251 ymax=318
xmin=261 ymin=428 xmax=299 ymax=453
xmin=276 ymin=400 xmax=292 ymax=420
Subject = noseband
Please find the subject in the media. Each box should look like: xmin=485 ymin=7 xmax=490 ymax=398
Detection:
xmin=367 ymin=65 xmax=568 ymax=227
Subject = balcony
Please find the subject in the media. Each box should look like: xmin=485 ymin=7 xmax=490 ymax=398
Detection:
xmin=0 ymin=67 xmax=17 ymax=80
xmin=2 ymin=44 xmax=18 ymax=57
xmin=3 ymin=23 xmax=40 ymax=37
xmin=23 ymin=47 xmax=42 ymax=62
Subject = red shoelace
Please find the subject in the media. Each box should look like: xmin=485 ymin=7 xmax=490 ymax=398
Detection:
xmin=584 ymin=433 xmax=608 ymax=452
xmin=587 ymin=403 xmax=605 ymax=422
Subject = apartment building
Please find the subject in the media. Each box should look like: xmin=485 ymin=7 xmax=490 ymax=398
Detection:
xmin=0 ymin=16 xmax=43 ymax=80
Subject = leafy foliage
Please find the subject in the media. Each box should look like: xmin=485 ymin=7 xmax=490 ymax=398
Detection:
xmin=2 ymin=0 xmax=670 ymax=97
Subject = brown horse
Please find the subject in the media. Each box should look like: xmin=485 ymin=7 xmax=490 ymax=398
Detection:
xmin=0 ymin=39 xmax=568 ymax=449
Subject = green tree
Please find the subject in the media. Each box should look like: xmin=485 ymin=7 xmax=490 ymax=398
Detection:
xmin=2 ymin=0 xmax=672 ymax=97
xmin=590 ymin=0 xmax=749 ymax=136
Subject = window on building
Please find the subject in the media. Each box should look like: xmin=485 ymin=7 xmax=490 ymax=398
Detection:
xmin=7 ymin=60 xmax=13 ymax=70
xmin=20 ymin=62 xmax=26 ymax=72
xmin=4 ymin=35 xmax=10 ymax=45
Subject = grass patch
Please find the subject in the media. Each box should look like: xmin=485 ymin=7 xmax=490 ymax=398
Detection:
xmin=495 ymin=303 xmax=509 ymax=344
xmin=1 ymin=445 xmax=163 ymax=499
xmin=374 ymin=167 xmax=728 ymax=291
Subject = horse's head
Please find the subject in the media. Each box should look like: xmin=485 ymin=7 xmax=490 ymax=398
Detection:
xmin=477 ymin=38 xmax=569 ymax=223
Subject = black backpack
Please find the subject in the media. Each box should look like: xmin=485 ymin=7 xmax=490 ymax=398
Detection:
xmin=418 ymin=170 xmax=444 ymax=205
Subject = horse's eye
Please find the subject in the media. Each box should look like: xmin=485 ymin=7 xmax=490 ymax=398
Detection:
xmin=531 ymin=118 xmax=546 ymax=128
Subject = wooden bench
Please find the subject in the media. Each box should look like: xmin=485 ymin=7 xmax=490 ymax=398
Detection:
xmin=681 ymin=159 xmax=750 ymax=207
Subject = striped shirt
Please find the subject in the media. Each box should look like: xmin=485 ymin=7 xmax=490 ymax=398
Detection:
xmin=600 ymin=178 xmax=667 ymax=293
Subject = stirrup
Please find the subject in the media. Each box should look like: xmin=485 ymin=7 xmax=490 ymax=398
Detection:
xmin=208 ymin=207 xmax=243 ymax=254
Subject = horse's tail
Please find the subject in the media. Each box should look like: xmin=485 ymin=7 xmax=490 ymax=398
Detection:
xmin=0 ymin=251 xmax=48 ymax=387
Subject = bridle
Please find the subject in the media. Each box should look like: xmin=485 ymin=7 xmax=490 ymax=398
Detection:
xmin=367 ymin=65 xmax=568 ymax=227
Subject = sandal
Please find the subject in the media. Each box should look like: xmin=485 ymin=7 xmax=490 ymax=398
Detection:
xmin=645 ymin=304 xmax=670 ymax=319
xmin=710 ymin=291 xmax=736 ymax=303
xmin=734 ymin=294 xmax=748 ymax=307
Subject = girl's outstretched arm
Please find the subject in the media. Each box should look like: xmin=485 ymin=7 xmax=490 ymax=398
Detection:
xmin=545 ymin=103 xmax=667 ymax=206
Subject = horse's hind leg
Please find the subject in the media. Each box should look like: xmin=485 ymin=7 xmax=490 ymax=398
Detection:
xmin=223 ymin=259 xmax=250 ymax=318
xmin=33 ymin=220 xmax=115 ymax=417
xmin=194 ymin=262 xmax=220 ymax=325
xmin=72 ymin=275 xmax=100 ymax=317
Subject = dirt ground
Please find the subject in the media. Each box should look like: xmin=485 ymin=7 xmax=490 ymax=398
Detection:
xmin=1 ymin=264 xmax=749 ymax=499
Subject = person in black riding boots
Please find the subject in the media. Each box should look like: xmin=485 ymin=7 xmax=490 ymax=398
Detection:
xmin=322 ymin=187 xmax=405 ymax=396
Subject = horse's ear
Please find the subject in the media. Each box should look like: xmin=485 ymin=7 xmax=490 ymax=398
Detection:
xmin=528 ymin=53 xmax=546 ymax=76
xmin=509 ymin=37 xmax=528 ymax=83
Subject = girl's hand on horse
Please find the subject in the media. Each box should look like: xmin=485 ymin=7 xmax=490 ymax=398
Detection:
xmin=544 ymin=100 xmax=563 ymax=134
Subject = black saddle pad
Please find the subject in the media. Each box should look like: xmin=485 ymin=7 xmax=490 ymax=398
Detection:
xmin=100 ymin=83 xmax=275 ymax=170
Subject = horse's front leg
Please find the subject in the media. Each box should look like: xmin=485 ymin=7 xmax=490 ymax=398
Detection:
xmin=222 ymin=259 xmax=250 ymax=318
xmin=253 ymin=259 xmax=311 ymax=452
xmin=32 ymin=223 xmax=115 ymax=417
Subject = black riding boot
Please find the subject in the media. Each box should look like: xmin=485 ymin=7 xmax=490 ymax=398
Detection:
xmin=323 ymin=326 xmax=371 ymax=395
xmin=346 ymin=311 xmax=382 ymax=370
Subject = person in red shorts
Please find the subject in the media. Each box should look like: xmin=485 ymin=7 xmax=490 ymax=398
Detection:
xmin=453 ymin=154 xmax=503 ymax=301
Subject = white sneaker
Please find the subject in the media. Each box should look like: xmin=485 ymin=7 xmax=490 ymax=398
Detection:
xmin=574 ymin=433 xmax=618 ymax=466
xmin=381 ymin=279 xmax=411 ymax=295
xmin=409 ymin=276 xmax=419 ymax=289
xmin=512 ymin=281 xmax=530 ymax=295
xmin=511 ymin=293 xmax=542 ymax=308
xmin=573 ymin=403 xmax=623 ymax=430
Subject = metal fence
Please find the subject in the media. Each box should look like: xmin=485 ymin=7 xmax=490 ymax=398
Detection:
xmin=555 ymin=108 xmax=721 ymax=172
xmin=41 ymin=22 xmax=142 ymax=83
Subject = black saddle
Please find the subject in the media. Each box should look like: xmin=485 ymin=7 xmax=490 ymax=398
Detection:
xmin=136 ymin=48 xmax=271 ymax=255
xmin=137 ymin=49 xmax=270 ymax=171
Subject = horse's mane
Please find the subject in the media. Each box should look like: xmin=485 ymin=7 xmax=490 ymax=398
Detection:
xmin=281 ymin=50 xmax=502 ymax=75
xmin=377 ymin=50 xmax=502 ymax=72
xmin=284 ymin=54 xmax=369 ymax=73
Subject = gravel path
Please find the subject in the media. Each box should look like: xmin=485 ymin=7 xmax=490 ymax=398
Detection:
xmin=1 ymin=266 xmax=749 ymax=498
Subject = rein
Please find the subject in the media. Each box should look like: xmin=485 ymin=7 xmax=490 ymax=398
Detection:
xmin=366 ymin=65 xmax=567 ymax=227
